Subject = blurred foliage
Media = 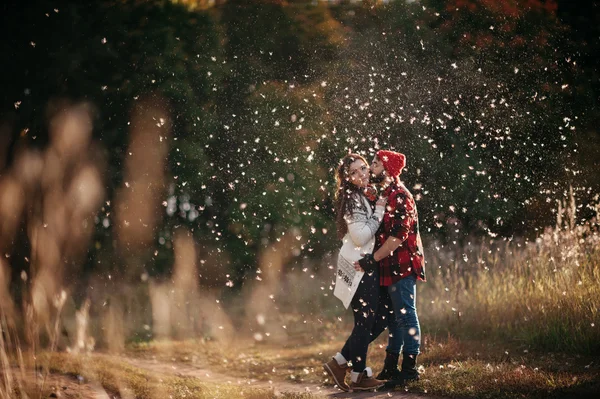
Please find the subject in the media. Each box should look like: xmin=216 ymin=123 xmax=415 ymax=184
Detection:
xmin=0 ymin=0 xmax=598 ymax=288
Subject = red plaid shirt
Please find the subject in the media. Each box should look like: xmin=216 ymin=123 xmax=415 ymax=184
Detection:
xmin=376 ymin=180 xmax=426 ymax=286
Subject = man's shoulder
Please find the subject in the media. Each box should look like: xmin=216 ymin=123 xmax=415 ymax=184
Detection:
xmin=384 ymin=183 xmax=416 ymax=214
xmin=387 ymin=182 xmax=412 ymax=201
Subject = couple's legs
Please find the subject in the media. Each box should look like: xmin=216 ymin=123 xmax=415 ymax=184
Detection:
xmin=340 ymin=270 xmax=379 ymax=372
xmin=370 ymin=275 xmax=421 ymax=356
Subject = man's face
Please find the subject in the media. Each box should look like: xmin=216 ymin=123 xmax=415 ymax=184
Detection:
xmin=370 ymin=156 xmax=385 ymax=183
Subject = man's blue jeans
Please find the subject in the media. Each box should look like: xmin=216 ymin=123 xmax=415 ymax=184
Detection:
xmin=371 ymin=274 xmax=421 ymax=355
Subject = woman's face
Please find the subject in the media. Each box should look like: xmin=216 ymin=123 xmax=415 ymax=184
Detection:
xmin=347 ymin=159 xmax=369 ymax=188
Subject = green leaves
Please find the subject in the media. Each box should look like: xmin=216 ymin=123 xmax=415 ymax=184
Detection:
xmin=2 ymin=0 xmax=589 ymax=281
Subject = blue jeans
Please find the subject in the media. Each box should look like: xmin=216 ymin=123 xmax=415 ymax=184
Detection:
xmin=371 ymin=275 xmax=421 ymax=355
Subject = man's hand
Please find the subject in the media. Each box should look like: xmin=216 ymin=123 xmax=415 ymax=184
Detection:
xmin=356 ymin=253 xmax=378 ymax=273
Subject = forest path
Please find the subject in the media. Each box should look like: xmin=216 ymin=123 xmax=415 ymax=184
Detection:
xmin=121 ymin=355 xmax=438 ymax=399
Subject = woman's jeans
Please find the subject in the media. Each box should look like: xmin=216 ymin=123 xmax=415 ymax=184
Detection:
xmin=371 ymin=274 xmax=421 ymax=356
xmin=340 ymin=269 xmax=379 ymax=372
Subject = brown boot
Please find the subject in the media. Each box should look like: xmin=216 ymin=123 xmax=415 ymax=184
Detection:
xmin=323 ymin=358 xmax=350 ymax=392
xmin=350 ymin=367 xmax=385 ymax=392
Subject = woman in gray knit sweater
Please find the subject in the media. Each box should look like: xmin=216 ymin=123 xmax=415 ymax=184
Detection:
xmin=323 ymin=153 xmax=387 ymax=392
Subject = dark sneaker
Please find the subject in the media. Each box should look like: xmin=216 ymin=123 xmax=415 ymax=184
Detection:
xmin=382 ymin=371 xmax=419 ymax=391
xmin=382 ymin=354 xmax=420 ymax=389
xmin=399 ymin=368 xmax=420 ymax=382
xmin=376 ymin=367 xmax=403 ymax=381
xmin=323 ymin=358 xmax=350 ymax=392
xmin=350 ymin=368 xmax=385 ymax=392
xmin=377 ymin=351 xmax=400 ymax=381
xmin=400 ymin=354 xmax=420 ymax=382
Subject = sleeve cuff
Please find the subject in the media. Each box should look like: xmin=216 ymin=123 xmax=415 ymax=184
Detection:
xmin=374 ymin=205 xmax=385 ymax=219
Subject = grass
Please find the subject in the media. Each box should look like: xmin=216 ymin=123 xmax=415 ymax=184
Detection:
xmin=117 ymin=193 xmax=600 ymax=398
xmin=415 ymin=335 xmax=600 ymax=398
xmin=36 ymin=351 xmax=303 ymax=399
xmin=420 ymin=196 xmax=600 ymax=354
xmin=123 ymin=327 xmax=600 ymax=399
xmin=1 ymin=194 xmax=599 ymax=398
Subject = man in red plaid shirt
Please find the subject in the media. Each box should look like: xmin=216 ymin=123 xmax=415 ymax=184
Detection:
xmin=357 ymin=149 xmax=426 ymax=386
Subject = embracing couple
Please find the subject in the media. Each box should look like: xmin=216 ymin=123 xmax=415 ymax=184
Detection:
xmin=323 ymin=150 xmax=426 ymax=392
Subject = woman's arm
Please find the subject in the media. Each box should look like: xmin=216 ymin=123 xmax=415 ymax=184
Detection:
xmin=344 ymin=196 xmax=385 ymax=247
xmin=373 ymin=197 xmax=386 ymax=221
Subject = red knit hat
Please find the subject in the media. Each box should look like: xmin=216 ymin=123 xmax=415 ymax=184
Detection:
xmin=376 ymin=150 xmax=406 ymax=177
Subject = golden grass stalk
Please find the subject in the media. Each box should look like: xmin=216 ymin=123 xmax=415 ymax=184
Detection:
xmin=421 ymin=192 xmax=600 ymax=353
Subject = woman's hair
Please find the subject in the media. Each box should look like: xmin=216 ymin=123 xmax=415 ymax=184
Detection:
xmin=334 ymin=153 xmax=368 ymax=239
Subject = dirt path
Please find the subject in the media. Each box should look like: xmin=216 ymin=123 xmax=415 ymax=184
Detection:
xmin=10 ymin=370 xmax=112 ymax=399
xmin=122 ymin=356 xmax=438 ymax=399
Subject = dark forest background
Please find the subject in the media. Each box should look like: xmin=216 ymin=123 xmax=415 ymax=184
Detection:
xmin=1 ymin=0 xmax=599 ymax=298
